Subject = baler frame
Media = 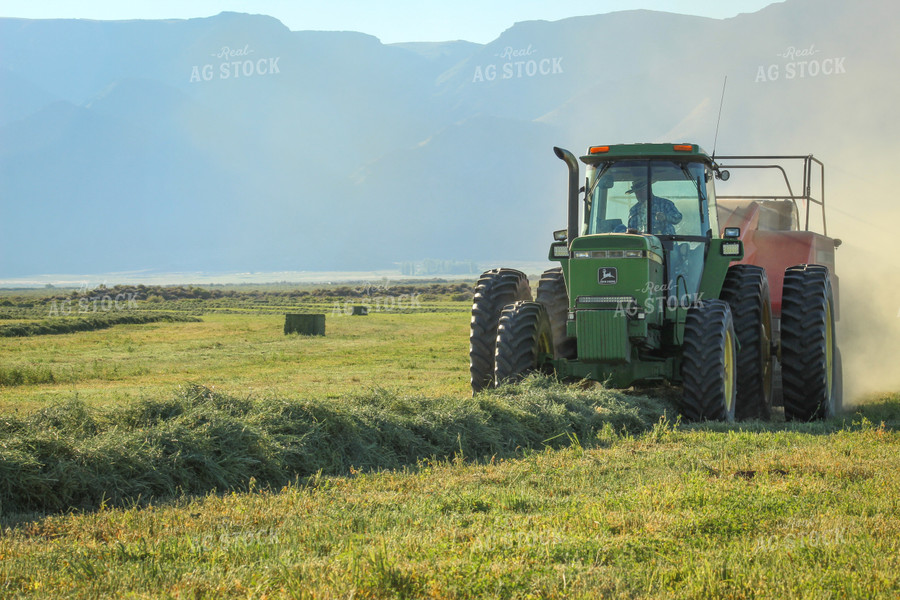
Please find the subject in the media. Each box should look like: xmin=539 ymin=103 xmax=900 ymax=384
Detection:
xmin=715 ymin=154 xmax=827 ymax=235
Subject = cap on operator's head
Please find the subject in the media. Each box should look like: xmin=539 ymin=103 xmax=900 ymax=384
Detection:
xmin=627 ymin=179 xmax=649 ymax=194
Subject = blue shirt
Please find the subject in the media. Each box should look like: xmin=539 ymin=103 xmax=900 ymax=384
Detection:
xmin=628 ymin=195 xmax=683 ymax=235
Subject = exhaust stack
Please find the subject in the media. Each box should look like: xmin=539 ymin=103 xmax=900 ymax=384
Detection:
xmin=553 ymin=146 xmax=579 ymax=245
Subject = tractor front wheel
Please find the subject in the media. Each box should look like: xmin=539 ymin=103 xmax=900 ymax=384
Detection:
xmin=494 ymin=301 xmax=554 ymax=387
xmin=536 ymin=267 xmax=576 ymax=359
xmin=469 ymin=269 xmax=532 ymax=394
xmin=680 ymin=300 xmax=738 ymax=422
xmin=719 ymin=264 xmax=774 ymax=420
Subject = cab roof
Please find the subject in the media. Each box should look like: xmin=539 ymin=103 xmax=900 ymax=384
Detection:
xmin=580 ymin=143 xmax=712 ymax=165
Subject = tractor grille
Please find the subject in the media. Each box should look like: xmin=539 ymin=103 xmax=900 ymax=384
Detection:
xmin=576 ymin=310 xmax=631 ymax=363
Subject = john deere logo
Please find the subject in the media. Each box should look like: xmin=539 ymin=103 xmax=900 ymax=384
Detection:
xmin=599 ymin=267 xmax=618 ymax=285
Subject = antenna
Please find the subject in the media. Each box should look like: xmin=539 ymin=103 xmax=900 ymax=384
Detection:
xmin=712 ymin=75 xmax=727 ymax=158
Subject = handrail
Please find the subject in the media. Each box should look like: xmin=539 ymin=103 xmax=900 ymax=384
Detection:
xmin=715 ymin=155 xmax=826 ymax=236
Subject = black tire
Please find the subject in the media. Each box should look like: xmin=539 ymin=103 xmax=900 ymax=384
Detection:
xmin=680 ymin=300 xmax=738 ymax=422
xmin=535 ymin=267 xmax=576 ymax=359
xmin=469 ymin=269 xmax=532 ymax=394
xmin=494 ymin=301 xmax=554 ymax=386
xmin=719 ymin=265 xmax=774 ymax=420
xmin=781 ymin=265 xmax=838 ymax=421
xmin=833 ymin=346 xmax=843 ymax=414
xmin=771 ymin=332 xmax=784 ymax=408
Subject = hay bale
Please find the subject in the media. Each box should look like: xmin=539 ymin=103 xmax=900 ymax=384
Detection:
xmin=284 ymin=313 xmax=325 ymax=335
xmin=351 ymin=306 xmax=369 ymax=316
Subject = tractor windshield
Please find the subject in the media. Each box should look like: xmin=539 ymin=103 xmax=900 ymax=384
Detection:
xmin=585 ymin=159 xmax=715 ymax=300
xmin=585 ymin=160 xmax=711 ymax=238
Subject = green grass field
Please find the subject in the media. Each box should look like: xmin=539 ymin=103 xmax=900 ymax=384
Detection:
xmin=0 ymin=311 xmax=471 ymax=412
xmin=1 ymin=288 xmax=899 ymax=598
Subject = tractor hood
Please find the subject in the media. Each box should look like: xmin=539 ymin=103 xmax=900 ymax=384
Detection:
xmin=570 ymin=233 xmax=664 ymax=262
xmin=567 ymin=233 xmax=666 ymax=315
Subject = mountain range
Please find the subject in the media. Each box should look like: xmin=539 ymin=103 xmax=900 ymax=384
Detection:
xmin=1 ymin=0 xmax=897 ymax=277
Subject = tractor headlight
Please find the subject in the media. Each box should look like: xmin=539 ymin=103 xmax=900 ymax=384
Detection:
xmin=574 ymin=251 xmax=591 ymax=259
xmin=552 ymin=244 xmax=569 ymax=258
xmin=577 ymin=295 xmax=635 ymax=306
xmin=721 ymin=241 xmax=743 ymax=256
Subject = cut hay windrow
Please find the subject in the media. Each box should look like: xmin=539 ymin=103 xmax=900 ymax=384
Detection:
xmin=0 ymin=313 xmax=201 ymax=337
xmin=0 ymin=377 xmax=673 ymax=515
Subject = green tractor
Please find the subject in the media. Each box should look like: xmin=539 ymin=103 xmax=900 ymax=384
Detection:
xmin=469 ymin=143 xmax=841 ymax=421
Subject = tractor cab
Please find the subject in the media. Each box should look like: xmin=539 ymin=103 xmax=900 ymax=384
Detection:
xmin=581 ymin=146 xmax=723 ymax=303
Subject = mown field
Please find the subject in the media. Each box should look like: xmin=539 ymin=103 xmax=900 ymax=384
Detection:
xmin=0 ymin=283 xmax=474 ymax=412
xmin=1 ymin=283 xmax=899 ymax=599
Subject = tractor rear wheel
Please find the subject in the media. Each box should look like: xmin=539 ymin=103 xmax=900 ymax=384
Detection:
xmin=494 ymin=301 xmax=554 ymax=386
xmin=536 ymin=267 xmax=576 ymax=359
xmin=469 ymin=269 xmax=532 ymax=394
xmin=719 ymin=265 xmax=774 ymax=420
xmin=680 ymin=300 xmax=738 ymax=422
xmin=781 ymin=265 xmax=838 ymax=420
xmin=834 ymin=346 xmax=843 ymax=414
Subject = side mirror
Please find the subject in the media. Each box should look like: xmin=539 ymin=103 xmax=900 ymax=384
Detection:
xmin=717 ymin=169 xmax=731 ymax=181
xmin=833 ymin=238 xmax=843 ymax=248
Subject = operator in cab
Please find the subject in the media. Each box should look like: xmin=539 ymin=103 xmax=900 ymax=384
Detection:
xmin=627 ymin=179 xmax=683 ymax=235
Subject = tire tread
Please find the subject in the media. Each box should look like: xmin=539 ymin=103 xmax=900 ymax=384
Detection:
xmin=681 ymin=300 xmax=736 ymax=422
xmin=469 ymin=269 xmax=531 ymax=394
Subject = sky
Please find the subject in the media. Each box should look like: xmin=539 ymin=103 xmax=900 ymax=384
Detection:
xmin=0 ymin=0 xmax=779 ymax=44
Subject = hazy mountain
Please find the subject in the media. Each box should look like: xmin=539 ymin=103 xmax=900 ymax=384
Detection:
xmin=0 ymin=0 xmax=896 ymax=277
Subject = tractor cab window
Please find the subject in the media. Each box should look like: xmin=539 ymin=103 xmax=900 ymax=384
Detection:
xmin=585 ymin=159 xmax=712 ymax=300
xmin=585 ymin=160 xmax=710 ymax=238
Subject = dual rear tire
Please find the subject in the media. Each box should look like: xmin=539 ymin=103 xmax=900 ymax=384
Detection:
xmin=781 ymin=265 xmax=841 ymax=420
xmin=684 ymin=263 xmax=839 ymax=422
xmin=468 ymin=269 xmax=532 ymax=394
xmin=469 ymin=268 xmax=566 ymax=393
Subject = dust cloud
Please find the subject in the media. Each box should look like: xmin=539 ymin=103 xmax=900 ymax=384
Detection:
xmin=718 ymin=158 xmax=900 ymax=405
xmin=828 ymin=173 xmax=900 ymax=405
